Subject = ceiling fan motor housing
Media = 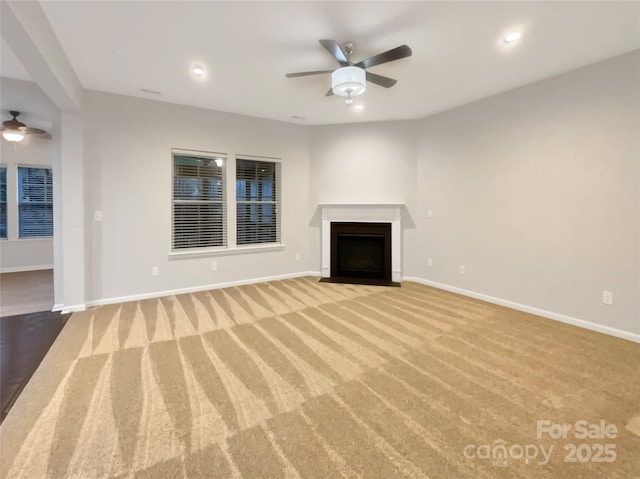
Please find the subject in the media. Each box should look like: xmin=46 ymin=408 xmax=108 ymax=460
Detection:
xmin=332 ymin=66 xmax=366 ymax=97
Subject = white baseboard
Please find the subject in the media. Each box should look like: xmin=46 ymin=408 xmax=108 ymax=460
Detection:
xmin=52 ymin=303 xmax=86 ymax=314
xmin=60 ymin=304 xmax=86 ymax=314
xmin=403 ymin=276 xmax=640 ymax=344
xmin=1 ymin=264 xmax=53 ymax=273
xmin=85 ymin=271 xmax=322 ymax=308
xmin=71 ymin=271 xmax=639 ymax=344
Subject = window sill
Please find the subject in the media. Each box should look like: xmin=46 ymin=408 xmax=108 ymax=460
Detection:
xmin=169 ymin=243 xmax=285 ymax=260
xmin=1 ymin=237 xmax=53 ymax=242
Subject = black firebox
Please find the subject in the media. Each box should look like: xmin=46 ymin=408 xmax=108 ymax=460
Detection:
xmin=327 ymin=222 xmax=396 ymax=286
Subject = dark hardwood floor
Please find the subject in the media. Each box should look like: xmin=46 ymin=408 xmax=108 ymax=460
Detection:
xmin=0 ymin=310 xmax=70 ymax=423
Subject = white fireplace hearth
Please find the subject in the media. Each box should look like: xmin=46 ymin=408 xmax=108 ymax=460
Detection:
xmin=320 ymin=204 xmax=403 ymax=283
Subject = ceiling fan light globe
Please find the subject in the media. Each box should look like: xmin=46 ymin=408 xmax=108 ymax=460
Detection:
xmin=332 ymin=66 xmax=366 ymax=97
xmin=2 ymin=130 xmax=25 ymax=142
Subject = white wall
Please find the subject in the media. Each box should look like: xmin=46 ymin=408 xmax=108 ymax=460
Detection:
xmin=308 ymin=120 xmax=419 ymax=274
xmin=413 ymin=51 xmax=639 ymax=336
xmin=0 ymin=136 xmax=53 ymax=272
xmin=53 ymin=110 xmax=85 ymax=310
xmin=309 ymin=120 xmax=417 ymax=206
xmin=83 ymin=91 xmax=312 ymax=303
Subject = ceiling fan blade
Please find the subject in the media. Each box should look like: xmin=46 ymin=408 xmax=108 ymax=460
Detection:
xmin=1 ymin=111 xmax=48 ymax=137
xmin=366 ymin=71 xmax=397 ymax=88
xmin=319 ymin=39 xmax=349 ymax=66
xmin=285 ymin=70 xmax=333 ymax=78
xmin=3 ymin=119 xmax=25 ymax=130
xmin=23 ymin=127 xmax=47 ymax=135
xmin=325 ymin=88 xmax=334 ymax=97
xmin=355 ymin=44 xmax=412 ymax=69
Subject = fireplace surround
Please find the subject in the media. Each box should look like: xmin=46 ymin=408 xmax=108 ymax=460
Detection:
xmin=320 ymin=204 xmax=402 ymax=284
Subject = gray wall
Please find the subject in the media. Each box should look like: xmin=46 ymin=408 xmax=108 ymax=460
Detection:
xmin=413 ymin=51 xmax=639 ymax=335
xmin=83 ymin=91 xmax=312 ymax=303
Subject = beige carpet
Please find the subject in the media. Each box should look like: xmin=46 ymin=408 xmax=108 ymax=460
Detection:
xmin=0 ymin=269 xmax=54 ymax=317
xmin=0 ymin=277 xmax=638 ymax=478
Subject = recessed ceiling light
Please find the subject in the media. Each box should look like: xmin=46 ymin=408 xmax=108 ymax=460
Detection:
xmin=192 ymin=65 xmax=206 ymax=76
xmin=504 ymin=32 xmax=521 ymax=44
xmin=353 ymin=104 xmax=364 ymax=111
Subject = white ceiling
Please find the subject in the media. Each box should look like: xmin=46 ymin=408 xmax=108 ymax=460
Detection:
xmin=1 ymin=38 xmax=31 ymax=82
xmin=8 ymin=1 xmax=640 ymax=125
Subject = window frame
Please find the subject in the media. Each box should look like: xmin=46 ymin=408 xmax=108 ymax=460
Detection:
xmin=0 ymin=165 xmax=6 ymax=240
xmin=235 ymin=156 xmax=282 ymax=247
xmin=17 ymin=165 xmax=54 ymax=239
xmin=171 ymin=149 xmax=227 ymax=253
xmin=168 ymin=151 xmax=284 ymax=259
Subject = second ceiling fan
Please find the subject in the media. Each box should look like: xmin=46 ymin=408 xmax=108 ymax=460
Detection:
xmin=1 ymin=111 xmax=50 ymax=142
xmin=286 ymin=39 xmax=412 ymax=103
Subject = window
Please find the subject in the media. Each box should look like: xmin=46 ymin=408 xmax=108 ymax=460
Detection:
xmin=172 ymin=152 xmax=226 ymax=250
xmin=18 ymin=167 xmax=53 ymax=238
xmin=0 ymin=167 xmax=6 ymax=239
xmin=236 ymin=158 xmax=280 ymax=245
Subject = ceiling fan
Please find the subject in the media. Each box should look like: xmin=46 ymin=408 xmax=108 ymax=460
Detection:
xmin=1 ymin=111 xmax=50 ymax=142
xmin=286 ymin=39 xmax=412 ymax=104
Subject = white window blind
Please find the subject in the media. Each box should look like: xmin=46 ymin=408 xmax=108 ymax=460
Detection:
xmin=0 ymin=167 xmax=6 ymax=239
xmin=18 ymin=166 xmax=53 ymax=238
xmin=172 ymin=151 xmax=226 ymax=250
xmin=236 ymin=158 xmax=280 ymax=245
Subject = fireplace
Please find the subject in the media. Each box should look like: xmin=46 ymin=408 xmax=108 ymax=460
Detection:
xmin=331 ymin=222 xmax=391 ymax=282
xmin=319 ymin=204 xmax=402 ymax=286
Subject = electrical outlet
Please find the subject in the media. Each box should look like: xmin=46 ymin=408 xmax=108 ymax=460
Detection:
xmin=459 ymin=265 xmax=465 ymax=275
xmin=211 ymin=261 xmax=218 ymax=271
xmin=602 ymin=291 xmax=613 ymax=306
xmin=427 ymin=209 xmax=433 ymax=218
xmin=295 ymin=252 xmax=301 ymax=261
xmin=94 ymin=211 xmax=103 ymax=222
xmin=427 ymin=258 xmax=433 ymax=267
xmin=151 ymin=266 xmax=159 ymax=277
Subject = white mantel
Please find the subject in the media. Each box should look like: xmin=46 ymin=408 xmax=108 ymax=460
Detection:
xmin=320 ymin=204 xmax=403 ymax=283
